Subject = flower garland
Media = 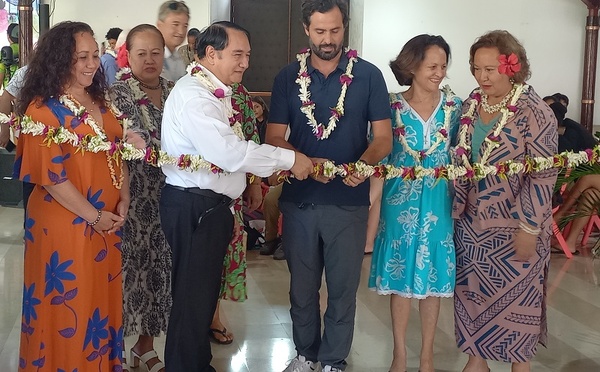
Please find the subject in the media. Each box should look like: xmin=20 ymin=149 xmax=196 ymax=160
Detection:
xmin=455 ymin=83 xmax=527 ymax=171
xmin=115 ymin=67 xmax=167 ymax=145
xmin=296 ymin=48 xmax=358 ymax=140
xmin=59 ymin=94 xmax=128 ymax=189
xmin=10 ymin=113 xmax=600 ymax=182
xmin=390 ymin=85 xmax=456 ymax=163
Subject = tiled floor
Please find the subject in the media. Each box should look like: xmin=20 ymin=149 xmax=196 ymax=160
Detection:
xmin=1 ymin=205 xmax=600 ymax=371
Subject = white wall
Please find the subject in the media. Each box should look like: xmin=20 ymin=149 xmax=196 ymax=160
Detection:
xmin=49 ymin=0 xmax=210 ymax=43
xmin=361 ymin=0 xmax=589 ymax=121
xmin=348 ymin=0 xmax=364 ymax=55
xmin=210 ymin=0 xmax=231 ymax=23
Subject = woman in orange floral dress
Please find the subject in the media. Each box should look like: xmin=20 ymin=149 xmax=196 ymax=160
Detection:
xmin=15 ymin=22 xmax=129 ymax=371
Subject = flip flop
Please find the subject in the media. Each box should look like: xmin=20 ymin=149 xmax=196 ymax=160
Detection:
xmin=209 ymin=327 xmax=234 ymax=345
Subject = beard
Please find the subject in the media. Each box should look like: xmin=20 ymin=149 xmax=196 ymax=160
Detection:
xmin=309 ymin=39 xmax=343 ymax=61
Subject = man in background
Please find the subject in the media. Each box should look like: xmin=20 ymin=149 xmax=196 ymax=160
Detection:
xmin=157 ymin=0 xmax=189 ymax=81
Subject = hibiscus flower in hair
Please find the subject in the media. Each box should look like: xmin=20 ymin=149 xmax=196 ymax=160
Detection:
xmin=498 ymin=53 xmax=521 ymax=77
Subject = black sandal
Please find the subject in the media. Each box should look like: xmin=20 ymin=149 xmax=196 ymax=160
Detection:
xmin=209 ymin=327 xmax=234 ymax=345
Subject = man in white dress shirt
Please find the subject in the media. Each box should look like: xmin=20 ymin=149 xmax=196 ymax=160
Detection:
xmin=156 ymin=0 xmax=189 ymax=82
xmin=159 ymin=21 xmax=313 ymax=372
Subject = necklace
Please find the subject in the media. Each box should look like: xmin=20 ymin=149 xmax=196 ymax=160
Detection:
xmin=116 ymin=68 xmax=173 ymax=144
xmin=296 ymin=48 xmax=358 ymax=140
xmin=391 ymin=85 xmax=456 ymax=163
xmin=480 ymin=85 xmax=517 ymax=114
xmin=132 ymin=73 xmax=162 ymax=90
xmin=188 ymin=62 xmax=244 ymax=140
xmin=59 ymin=94 xmax=125 ymax=189
xmin=455 ymin=83 xmax=527 ymax=176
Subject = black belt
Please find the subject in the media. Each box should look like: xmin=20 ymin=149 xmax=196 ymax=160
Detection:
xmin=168 ymin=185 xmax=233 ymax=205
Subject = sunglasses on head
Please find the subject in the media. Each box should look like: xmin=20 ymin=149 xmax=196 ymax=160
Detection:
xmin=168 ymin=1 xmax=186 ymax=11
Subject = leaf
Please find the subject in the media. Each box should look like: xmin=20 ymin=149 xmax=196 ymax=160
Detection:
xmin=58 ymin=327 xmax=76 ymax=338
xmin=32 ymin=356 xmax=45 ymax=367
xmin=95 ymin=249 xmax=107 ymax=262
xmin=86 ymin=351 xmax=100 ymax=361
xmin=64 ymin=288 xmax=78 ymax=300
xmin=99 ymin=344 xmax=109 ymax=355
xmin=50 ymin=295 xmax=65 ymax=305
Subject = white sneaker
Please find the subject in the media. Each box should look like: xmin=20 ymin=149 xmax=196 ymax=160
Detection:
xmin=283 ymin=355 xmax=320 ymax=372
xmin=322 ymin=366 xmax=340 ymax=372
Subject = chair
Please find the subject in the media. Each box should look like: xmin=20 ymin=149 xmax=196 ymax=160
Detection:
xmin=581 ymin=214 xmax=600 ymax=246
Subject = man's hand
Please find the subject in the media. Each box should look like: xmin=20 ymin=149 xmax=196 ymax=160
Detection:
xmin=290 ymin=152 xmax=313 ymax=180
xmin=310 ymin=157 xmax=334 ymax=184
xmin=243 ymin=184 xmax=263 ymax=211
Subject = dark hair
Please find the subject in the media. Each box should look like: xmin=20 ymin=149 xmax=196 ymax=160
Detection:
xmin=16 ymin=21 xmax=108 ymax=116
xmin=389 ymin=34 xmax=450 ymax=86
xmin=105 ymin=27 xmax=122 ymax=41
xmin=552 ymin=92 xmax=569 ymax=107
xmin=301 ymin=0 xmax=349 ymax=27
xmin=187 ymin=27 xmax=200 ymax=37
xmin=469 ymin=30 xmax=531 ymax=84
xmin=7 ymin=23 xmax=18 ymax=43
xmin=125 ymin=24 xmax=165 ymax=51
xmin=549 ymin=101 xmax=566 ymax=126
xmin=196 ymin=21 xmax=250 ymax=59
xmin=251 ymin=95 xmax=269 ymax=117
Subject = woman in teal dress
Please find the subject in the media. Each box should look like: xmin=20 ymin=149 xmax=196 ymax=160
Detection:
xmin=368 ymin=34 xmax=461 ymax=372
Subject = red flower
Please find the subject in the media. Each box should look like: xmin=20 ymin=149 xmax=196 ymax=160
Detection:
xmin=299 ymin=48 xmax=310 ymax=54
xmin=460 ymin=117 xmax=473 ymax=126
xmin=470 ymin=92 xmax=482 ymax=102
xmin=507 ymin=105 xmax=518 ymax=113
xmin=393 ymin=126 xmax=406 ymax=137
xmin=439 ymin=128 xmax=448 ymax=138
xmin=214 ymin=88 xmax=225 ymax=99
xmin=455 ymin=147 xmax=467 ymax=157
xmin=391 ymin=101 xmax=403 ymax=110
xmin=445 ymin=101 xmax=456 ymax=107
xmin=346 ymin=49 xmax=358 ymax=59
xmin=339 ymin=74 xmax=353 ymax=85
xmin=498 ymin=53 xmax=521 ymax=77
xmin=315 ymin=124 xmax=324 ymax=139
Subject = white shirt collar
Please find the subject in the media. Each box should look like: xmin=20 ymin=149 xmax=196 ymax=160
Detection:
xmin=198 ymin=62 xmax=232 ymax=97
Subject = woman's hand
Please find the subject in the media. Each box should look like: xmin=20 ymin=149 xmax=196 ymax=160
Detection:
xmin=104 ymin=199 xmax=129 ymax=234
xmin=91 ymin=210 xmax=125 ymax=236
xmin=125 ymin=129 xmax=146 ymax=149
xmin=513 ymin=229 xmax=538 ymax=261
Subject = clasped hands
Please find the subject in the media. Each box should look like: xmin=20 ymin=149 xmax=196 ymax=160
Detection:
xmin=290 ymin=152 xmax=367 ymax=187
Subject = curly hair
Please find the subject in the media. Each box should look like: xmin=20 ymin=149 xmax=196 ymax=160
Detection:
xmin=469 ymin=30 xmax=531 ymax=84
xmin=16 ymin=21 xmax=108 ymax=116
xmin=389 ymin=34 xmax=450 ymax=86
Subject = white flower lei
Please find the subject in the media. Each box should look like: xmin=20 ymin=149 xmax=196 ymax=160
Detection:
xmin=296 ymin=48 xmax=358 ymax=140
xmin=115 ymin=68 xmax=164 ymax=146
xmin=455 ymin=83 xmax=527 ymax=172
xmin=187 ymin=62 xmax=244 ymax=140
xmin=391 ymin=85 xmax=457 ymax=163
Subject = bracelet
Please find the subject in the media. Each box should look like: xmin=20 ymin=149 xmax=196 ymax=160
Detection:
xmin=87 ymin=210 xmax=102 ymax=226
xmin=519 ymin=221 xmax=540 ymax=235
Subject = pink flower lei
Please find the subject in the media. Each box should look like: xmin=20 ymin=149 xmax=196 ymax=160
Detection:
xmin=295 ymin=48 xmax=358 ymax=140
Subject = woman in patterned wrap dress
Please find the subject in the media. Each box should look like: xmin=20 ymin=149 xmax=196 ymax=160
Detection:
xmin=110 ymin=24 xmax=173 ymax=372
xmin=453 ymin=30 xmax=558 ymax=372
